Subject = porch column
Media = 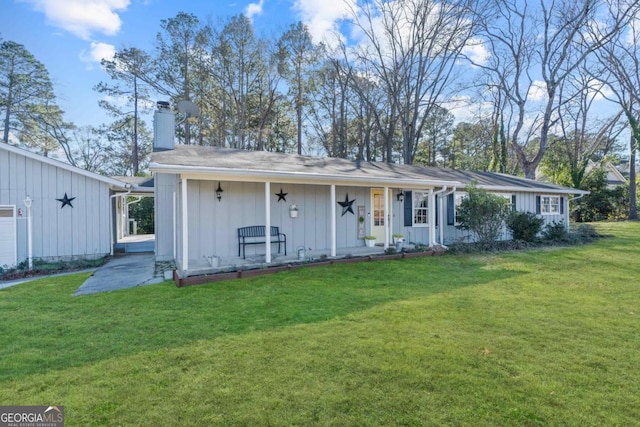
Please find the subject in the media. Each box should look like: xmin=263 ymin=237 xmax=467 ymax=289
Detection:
xmin=429 ymin=189 xmax=436 ymax=246
xmin=439 ymin=192 xmax=444 ymax=245
xmin=181 ymin=178 xmax=189 ymax=271
xmin=265 ymin=181 xmax=272 ymax=263
xmin=384 ymin=186 xmax=390 ymax=249
xmin=330 ymin=184 xmax=336 ymax=257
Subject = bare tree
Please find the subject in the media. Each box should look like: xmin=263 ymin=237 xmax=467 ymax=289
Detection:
xmin=555 ymin=63 xmax=624 ymax=188
xmin=591 ymin=18 xmax=640 ymax=219
xmin=278 ymin=22 xmax=320 ymax=155
xmin=346 ymin=0 xmax=479 ymax=164
xmin=474 ymin=0 xmax=638 ymax=179
xmin=308 ymin=57 xmax=356 ymax=158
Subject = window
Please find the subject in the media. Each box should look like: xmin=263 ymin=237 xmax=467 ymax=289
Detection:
xmin=413 ymin=192 xmax=429 ymax=227
xmin=454 ymin=193 xmax=466 ymax=225
xmin=540 ymin=195 xmax=561 ymax=214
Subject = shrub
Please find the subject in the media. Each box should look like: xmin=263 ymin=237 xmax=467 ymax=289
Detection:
xmin=456 ymin=182 xmax=511 ymax=246
xmin=542 ymin=221 xmax=568 ymax=241
xmin=506 ymin=211 xmax=544 ymax=242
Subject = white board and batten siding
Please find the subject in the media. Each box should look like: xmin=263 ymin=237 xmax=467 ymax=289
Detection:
xmin=155 ymin=176 xmax=400 ymax=263
xmin=439 ymin=191 xmax=569 ymax=245
xmin=181 ymin=181 xmax=371 ymax=261
xmin=0 ymin=144 xmax=118 ymax=265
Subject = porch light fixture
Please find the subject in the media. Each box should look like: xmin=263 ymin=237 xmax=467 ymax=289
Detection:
xmin=396 ymin=190 xmax=404 ymax=202
xmin=216 ymin=182 xmax=224 ymax=201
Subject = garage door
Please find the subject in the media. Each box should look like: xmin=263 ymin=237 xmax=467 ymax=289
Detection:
xmin=0 ymin=206 xmax=17 ymax=268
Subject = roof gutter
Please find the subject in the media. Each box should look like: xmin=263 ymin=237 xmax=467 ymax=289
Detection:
xmin=568 ymin=193 xmax=587 ymax=202
xmin=149 ymin=162 xmax=463 ymax=189
xmin=474 ymin=184 xmax=588 ymax=195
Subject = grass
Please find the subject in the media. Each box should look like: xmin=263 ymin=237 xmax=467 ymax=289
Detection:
xmin=1 ymin=221 xmax=639 ymax=426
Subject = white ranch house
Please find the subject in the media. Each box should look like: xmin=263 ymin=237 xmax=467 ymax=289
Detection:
xmin=0 ymin=104 xmax=587 ymax=276
xmin=149 ymin=107 xmax=587 ymax=279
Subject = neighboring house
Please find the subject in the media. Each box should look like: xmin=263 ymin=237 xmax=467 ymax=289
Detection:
xmin=587 ymin=160 xmax=627 ymax=189
xmin=0 ymin=143 xmax=130 ymax=268
xmin=149 ymin=106 xmax=587 ymax=278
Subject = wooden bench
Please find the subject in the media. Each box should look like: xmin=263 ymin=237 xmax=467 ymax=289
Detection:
xmin=237 ymin=226 xmax=287 ymax=259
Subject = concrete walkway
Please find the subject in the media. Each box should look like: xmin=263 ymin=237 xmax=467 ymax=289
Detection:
xmin=74 ymin=253 xmax=166 ymax=296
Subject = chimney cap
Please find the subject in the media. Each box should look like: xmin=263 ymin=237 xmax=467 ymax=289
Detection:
xmin=157 ymin=101 xmax=170 ymax=109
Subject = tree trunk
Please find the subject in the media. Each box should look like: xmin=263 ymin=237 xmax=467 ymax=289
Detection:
xmin=630 ymin=131 xmax=638 ymax=220
xmin=133 ymin=77 xmax=139 ymax=176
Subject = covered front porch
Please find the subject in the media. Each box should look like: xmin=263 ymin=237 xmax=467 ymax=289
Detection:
xmin=171 ymin=176 xmax=445 ymax=278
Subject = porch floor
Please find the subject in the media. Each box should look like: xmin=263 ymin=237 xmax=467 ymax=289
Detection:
xmin=179 ymin=243 xmax=409 ymax=278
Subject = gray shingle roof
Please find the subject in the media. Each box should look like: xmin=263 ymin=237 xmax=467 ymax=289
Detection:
xmin=150 ymin=145 xmax=585 ymax=194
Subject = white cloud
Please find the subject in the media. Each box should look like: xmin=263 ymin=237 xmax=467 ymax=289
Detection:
xmin=462 ymin=38 xmax=490 ymax=66
xmin=442 ymin=95 xmax=494 ymax=124
xmin=18 ymin=0 xmax=130 ymax=39
xmin=245 ymin=0 xmax=265 ymax=20
xmin=91 ymin=42 xmax=116 ymax=62
xmin=528 ymin=80 xmax=547 ymax=102
xmin=587 ymin=78 xmax=614 ymax=102
xmin=79 ymin=41 xmax=115 ymax=68
xmin=293 ymin=0 xmax=356 ymax=45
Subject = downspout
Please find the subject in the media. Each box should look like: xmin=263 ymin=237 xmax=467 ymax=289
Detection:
xmin=432 ymin=186 xmax=448 ymax=246
xmin=428 ymin=189 xmax=436 ymax=246
xmin=110 ymin=185 xmax=132 ymax=256
xmin=439 ymin=186 xmax=457 ymax=247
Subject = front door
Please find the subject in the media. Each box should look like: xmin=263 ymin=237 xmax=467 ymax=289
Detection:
xmin=371 ymin=189 xmax=387 ymax=242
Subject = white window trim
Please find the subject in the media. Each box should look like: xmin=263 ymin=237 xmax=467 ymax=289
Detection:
xmin=454 ymin=192 xmax=467 ymax=225
xmin=540 ymin=195 xmax=561 ymax=215
xmin=413 ymin=191 xmax=429 ymax=227
xmin=494 ymin=193 xmax=514 ymax=211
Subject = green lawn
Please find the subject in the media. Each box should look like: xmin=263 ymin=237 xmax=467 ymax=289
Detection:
xmin=1 ymin=222 xmax=639 ymax=426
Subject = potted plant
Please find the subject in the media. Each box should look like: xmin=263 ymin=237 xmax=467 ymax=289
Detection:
xmin=289 ymin=204 xmax=299 ymax=218
xmin=364 ymin=235 xmax=376 ymax=247
xmin=393 ymin=233 xmax=404 ymax=251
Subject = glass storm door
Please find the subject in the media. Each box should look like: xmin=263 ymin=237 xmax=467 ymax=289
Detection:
xmin=371 ymin=189 xmax=387 ymax=242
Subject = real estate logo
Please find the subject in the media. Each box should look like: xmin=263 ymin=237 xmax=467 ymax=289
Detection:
xmin=0 ymin=406 xmax=64 ymax=427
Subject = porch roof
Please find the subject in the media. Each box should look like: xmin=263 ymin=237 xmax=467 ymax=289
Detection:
xmin=150 ymin=145 xmax=586 ymax=194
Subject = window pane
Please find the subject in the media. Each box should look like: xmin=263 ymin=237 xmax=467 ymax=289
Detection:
xmin=413 ymin=192 xmax=429 ymax=225
xmin=373 ymin=194 xmax=384 ymax=226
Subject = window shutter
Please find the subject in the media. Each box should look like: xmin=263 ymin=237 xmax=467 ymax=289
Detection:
xmin=536 ymin=196 xmax=541 ymax=214
xmin=404 ymin=191 xmax=413 ymax=226
xmin=560 ymin=196 xmax=564 ymax=215
xmin=435 ymin=195 xmax=439 ymax=226
xmin=447 ymin=193 xmax=455 ymax=225
xmin=511 ymin=195 xmax=516 ymax=212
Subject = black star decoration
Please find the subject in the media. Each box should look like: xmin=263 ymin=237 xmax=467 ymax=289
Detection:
xmin=56 ymin=193 xmax=75 ymax=209
xmin=275 ymin=188 xmax=288 ymax=202
xmin=338 ymin=193 xmax=355 ymax=216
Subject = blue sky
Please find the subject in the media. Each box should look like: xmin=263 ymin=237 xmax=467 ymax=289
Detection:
xmin=3 ymin=0 xmax=348 ymax=128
